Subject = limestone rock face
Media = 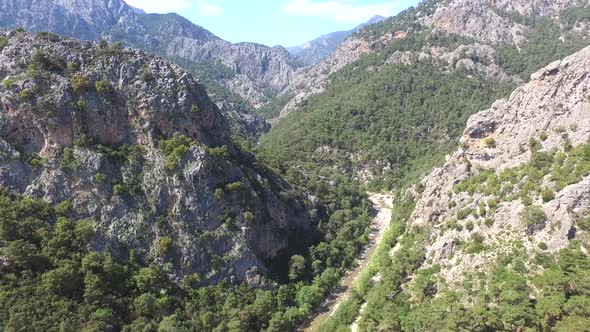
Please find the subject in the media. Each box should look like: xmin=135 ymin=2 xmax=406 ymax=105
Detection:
xmin=409 ymin=46 xmax=590 ymax=284
xmin=422 ymin=0 xmax=590 ymax=44
xmin=0 ymin=0 xmax=303 ymax=111
xmin=0 ymin=31 xmax=318 ymax=283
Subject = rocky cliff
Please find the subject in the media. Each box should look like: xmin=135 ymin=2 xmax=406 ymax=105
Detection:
xmin=0 ymin=30 xmax=317 ymax=283
xmin=409 ymin=44 xmax=590 ymax=291
xmin=0 ymin=0 xmax=304 ymax=112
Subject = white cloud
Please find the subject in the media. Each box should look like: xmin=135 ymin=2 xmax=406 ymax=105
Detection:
xmin=282 ymin=0 xmax=398 ymax=22
xmin=198 ymin=1 xmax=224 ymax=16
xmin=123 ymin=0 xmax=193 ymax=13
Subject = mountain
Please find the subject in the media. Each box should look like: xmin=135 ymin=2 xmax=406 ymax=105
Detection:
xmin=351 ymin=45 xmax=590 ymax=332
xmin=273 ymin=0 xmax=590 ymax=123
xmin=258 ymin=0 xmax=590 ymax=183
xmin=0 ymin=30 xmax=317 ymax=284
xmin=0 ymin=0 xmax=304 ymax=142
xmin=0 ymin=29 xmax=374 ymax=332
xmin=287 ymin=15 xmax=386 ymax=66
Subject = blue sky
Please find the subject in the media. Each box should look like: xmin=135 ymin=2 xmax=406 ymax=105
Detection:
xmin=124 ymin=0 xmax=421 ymax=46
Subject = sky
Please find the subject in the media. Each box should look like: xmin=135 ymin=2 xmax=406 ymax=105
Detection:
xmin=124 ymin=0 xmax=421 ymax=47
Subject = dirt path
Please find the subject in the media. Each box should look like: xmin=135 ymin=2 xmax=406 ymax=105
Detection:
xmin=300 ymin=193 xmax=394 ymax=332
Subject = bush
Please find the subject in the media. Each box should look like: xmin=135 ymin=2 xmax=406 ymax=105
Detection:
xmin=76 ymin=99 xmax=87 ymax=111
xmin=61 ymin=147 xmax=77 ymax=170
xmin=538 ymin=242 xmax=548 ymax=250
xmin=95 ymin=173 xmax=107 ymax=183
xmin=70 ymin=75 xmax=91 ymax=93
xmin=529 ymin=138 xmax=542 ymax=152
xmin=225 ymin=181 xmax=243 ymax=192
xmin=95 ymin=80 xmax=113 ymax=94
xmin=2 ymin=77 xmax=15 ymax=89
xmin=159 ymin=135 xmax=195 ymax=172
xmin=157 ymin=237 xmax=173 ymax=256
xmin=0 ymin=36 xmax=8 ymax=51
xmin=521 ymin=205 xmax=546 ymax=227
xmin=19 ymin=89 xmax=32 ymax=100
xmin=539 ymin=132 xmax=548 ymax=141
xmin=36 ymin=32 xmax=60 ymax=42
xmin=541 ymin=188 xmax=555 ymax=202
xmin=483 ymin=137 xmax=496 ymax=148
xmin=214 ymin=188 xmax=224 ymax=199
xmin=113 ymin=184 xmax=125 ymax=195
xmin=457 ymin=207 xmax=473 ymax=220
xmin=244 ymin=211 xmax=254 ymax=226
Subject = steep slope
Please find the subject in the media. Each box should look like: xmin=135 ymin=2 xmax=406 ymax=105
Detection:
xmin=354 ymin=46 xmax=590 ymax=331
xmin=273 ymin=0 xmax=590 ymax=122
xmin=287 ymin=15 xmax=385 ymax=66
xmin=0 ymin=0 xmax=302 ymax=139
xmin=259 ymin=0 xmax=589 ymax=184
xmin=0 ymin=30 xmax=381 ymax=331
xmin=0 ymin=30 xmax=316 ymax=283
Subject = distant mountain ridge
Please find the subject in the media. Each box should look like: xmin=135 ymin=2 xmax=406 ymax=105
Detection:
xmin=287 ymin=15 xmax=386 ymax=65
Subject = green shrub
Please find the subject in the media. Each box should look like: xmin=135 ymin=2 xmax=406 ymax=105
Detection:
xmin=19 ymin=89 xmax=32 ymax=100
xmin=466 ymin=221 xmax=474 ymax=231
xmin=214 ymin=188 xmax=224 ymax=199
xmin=225 ymin=181 xmax=243 ymax=192
xmin=76 ymin=99 xmax=87 ymax=111
xmin=24 ymin=153 xmax=44 ymax=166
xmin=95 ymin=80 xmax=113 ymax=94
xmin=483 ymin=137 xmax=496 ymax=148
xmin=191 ymin=105 xmax=200 ymax=114
xmin=207 ymin=145 xmax=229 ymax=159
xmin=159 ymin=135 xmax=196 ymax=172
xmin=113 ymin=184 xmax=125 ymax=195
xmin=541 ymin=188 xmax=555 ymax=202
xmin=95 ymin=173 xmax=107 ymax=183
xmin=0 ymin=36 xmax=8 ymax=51
xmin=55 ymin=200 xmax=72 ymax=216
xmin=36 ymin=32 xmax=60 ymax=42
xmin=538 ymin=242 xmax=548 ymax=250
xmin=457 ymin=208 xmax=473 ymax=220
xmin=521 ymin=205 xmax=547 ymax=227
xmin=2 ymin=78 xmax=15 ymax=89
xmin=529 ymin=138 xmax=542 ymax=152
xmin=70 ymin=75 xmax=91 ymax=93
xmin=462 ymin=233 xmax=485 ymax=254
xmin=61 ymin=147 xmax=77 ymax=170
xmin=67 ymin=62 xmax=79 ymax=73
xmin=539 ymin=132 xmax=548 ymax=141
xmin=485 ymin=218 xmax=494 ymax=227
xmin=244 ymin=211 xmax=254 ymax=226
xmin=157 ymin=237 xmax=173 ymax=256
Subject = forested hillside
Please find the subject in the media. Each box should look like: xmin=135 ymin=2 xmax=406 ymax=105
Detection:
xmin=328 ymin=45 xmax=590 ymax=332
xmin=1 ymin=0 xmax=590 ymax=331
xmin=259 ymin=0 xmax=590 ymax=188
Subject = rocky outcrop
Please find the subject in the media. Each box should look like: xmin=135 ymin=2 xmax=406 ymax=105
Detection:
xmin=0 ymin=0 xmax=304 ymax=111
xmin=409 ymin=46 xmax=590 ymax=284
xmin=421 ymin=0 xmax=589 ymax=45
xmin=0 ymin=31 xmax=318 ymax=283
xmin=387 ymin=43 xmax=521 ymax=82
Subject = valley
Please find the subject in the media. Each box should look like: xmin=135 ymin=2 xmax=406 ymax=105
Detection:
xmin=302 ymin=193 xmax=394 ymax=332
xmin=0 ymin=0 xmax=589 ymax=331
